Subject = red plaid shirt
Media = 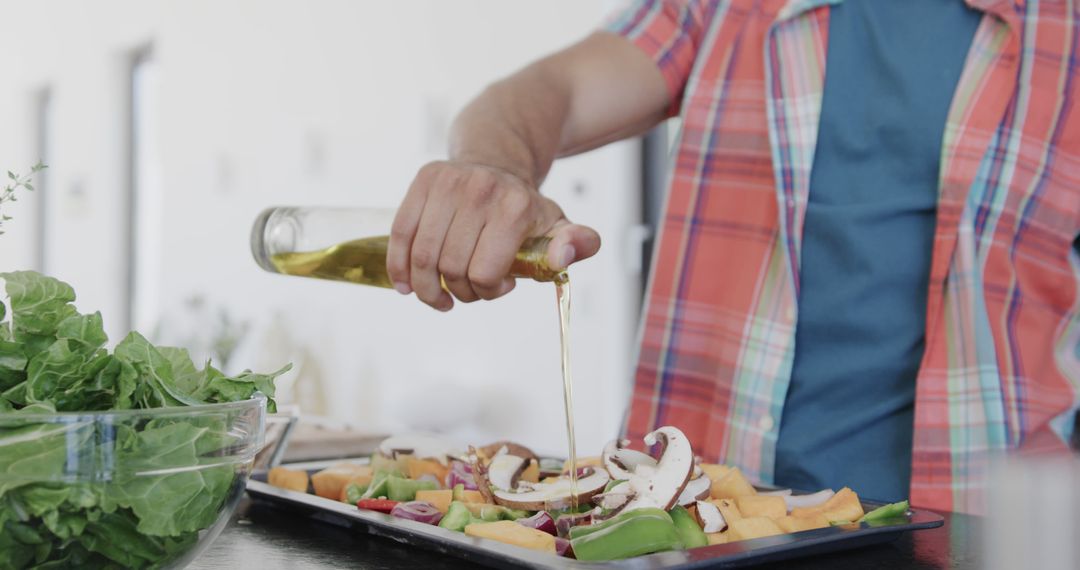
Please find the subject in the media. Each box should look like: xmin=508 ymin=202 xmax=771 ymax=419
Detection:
xmin=607 ymin=0 xmax=1080 ymax=514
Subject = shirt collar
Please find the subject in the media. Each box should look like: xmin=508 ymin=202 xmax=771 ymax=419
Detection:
xmin=965 ymin=0 xmax=1023 ymax=28
xmin=777 ymin=0 xmax=1022 ymax=27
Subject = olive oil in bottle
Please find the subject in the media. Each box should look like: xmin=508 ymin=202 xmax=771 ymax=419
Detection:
xmin=252 ymin=207 xmax=566 ymax=286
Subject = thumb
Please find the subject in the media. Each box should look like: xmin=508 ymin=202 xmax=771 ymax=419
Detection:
xmin=546 ymin=222 xmax=601 ymax=271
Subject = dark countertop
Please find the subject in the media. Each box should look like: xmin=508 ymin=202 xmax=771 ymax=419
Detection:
xmin=191 ymin=496 xmax=980 ymax=569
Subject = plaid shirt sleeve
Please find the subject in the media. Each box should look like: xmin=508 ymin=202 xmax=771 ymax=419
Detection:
xmin=603 ymin=0 xmax=715 ymax=115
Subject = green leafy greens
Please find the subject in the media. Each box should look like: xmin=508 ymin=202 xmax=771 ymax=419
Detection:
xmin=0 ymin=271 xmax=290 ymax=569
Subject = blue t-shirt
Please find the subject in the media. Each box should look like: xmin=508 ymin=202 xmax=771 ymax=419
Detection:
xmin=774 ymin=0 xmax=982 ymax=502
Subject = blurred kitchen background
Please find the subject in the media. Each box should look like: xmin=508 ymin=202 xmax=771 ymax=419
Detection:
xmin=0 ymin=0 xmax=673 ymax=456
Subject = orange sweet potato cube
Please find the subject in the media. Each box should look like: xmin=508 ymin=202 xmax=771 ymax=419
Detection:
xmin=463 ymin=490 xmax=488 ymax=504
xmin=821 ymin=487 xmax=864 ymax=522
xmin=699 ymin=463 xmax=731 ymax=483
xmin=464 ymin=521 xmax=556 ymax=553
xmin=415 ymin=489 xmax=453 ymax=514
xmin=268 ymin=466 xmax=309 ymax=493
xmin=726 ymin=517 xmax=785 ymax=542
xmin=777 ymin=513 xmax=830 ymax=533
xmin=707 ymin=498 xmax=743 ymax=523
xmin=311 ymin=463 xmax=372 ymax=500
xmin=406 ymin=458 xmax=449 ymax=483
xmin=735 ymin=495 xmax=786 ymax=520
xmin=791 ymin=487 xmax=864 ymax=523
xmin=711 ymin=467 xmax=758 ymax=499
xmin=706 ymin=532 xmax=728 ymax=545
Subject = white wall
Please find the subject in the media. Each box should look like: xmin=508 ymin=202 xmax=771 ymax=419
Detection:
xmin=0 ymin=0 xmax=643 ymax=457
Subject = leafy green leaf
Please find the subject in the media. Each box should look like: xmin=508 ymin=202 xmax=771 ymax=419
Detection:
xmin=0 ymin=272 xmax=78 ymax=356
xmin=107 ymin=422 xmax=235 ymax=536
xmin=26 ymin=342 xmax=109 ymax=408
xmin=195 ymin=365 xmax=290 ymax=414
xmin=0 ymin=339 xmax=27 ymax=391
xmin=77 ymin=511 xmax=172 ymax=567
xmin=114 ymin=332 xmax=203 ymax=408
xmin=155 ymin=346 xmax=204 ymax=395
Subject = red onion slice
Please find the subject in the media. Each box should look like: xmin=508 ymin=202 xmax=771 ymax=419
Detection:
xmin=760 ymin=488 xmax=792 ymax=497
xmin=516 ymin=511 xmax=557 ymax=536
xmin=555 ymin=537 xmax=573 ymax=558
xmin=555 ymin=511 xmax=593 ymax=538
xmin=390 ymin=501 xmax=444 ymax=525
xmin=445 ymin=460 xmax=478 ymax=490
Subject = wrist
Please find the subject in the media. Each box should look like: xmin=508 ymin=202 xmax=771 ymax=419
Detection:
xmin=447 ymin=152 xmax=537 ymax=189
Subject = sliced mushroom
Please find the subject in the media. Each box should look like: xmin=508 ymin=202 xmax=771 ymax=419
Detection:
xmin=601 ymin=426 xmax=695 ymax=514
xmin=478 ymin=440 xmax=539 ymax=464
xmin=490 ymin=468 xmax=610 ymax=511
xmin=784 ymin=489 xmax=835 ymax=512
xmin=695 ymin=500 xmax=727 ymax=533
xmin=602 ymin=439 xmax=658 ymax=480
xmin=378 ymin=434 xmax=461 ymax=465
xmin=676 ymin=473 xmax=712 ymax=506
xmin=485 ymin=448 xmax=529 ymax=491
xmin=594 ymin=491 xmax=632 ymax=511
xmin=470 ymin=445 xmax=610 ymax=510
xmin=591 ymin=480 xmax=632 ymax=511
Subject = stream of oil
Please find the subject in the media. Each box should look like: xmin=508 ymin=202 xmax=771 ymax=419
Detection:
xmin=556 ymin=278 xmax=578 ymax=509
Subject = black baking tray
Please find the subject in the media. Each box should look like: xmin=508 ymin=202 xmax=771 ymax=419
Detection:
xmin=245 ymin=458 xmax=944 ymax=569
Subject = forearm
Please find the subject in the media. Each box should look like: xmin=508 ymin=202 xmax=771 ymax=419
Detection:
xmin=449 ymin=63 xmax=571 ymax=188
xmin=449 ymin=32 xmax=671 ymax=189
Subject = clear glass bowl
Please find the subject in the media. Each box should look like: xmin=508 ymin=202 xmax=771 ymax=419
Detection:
xmin=0 ymin=396 xmax=266 ymax=569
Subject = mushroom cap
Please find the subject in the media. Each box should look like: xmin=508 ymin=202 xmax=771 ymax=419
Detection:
xmin=676 ymin=474 xmax=712 ymax=506
xmin=477 ymin=440 xmax=539 ymax=464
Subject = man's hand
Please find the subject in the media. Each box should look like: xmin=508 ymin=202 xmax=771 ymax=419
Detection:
xmin=389 ymin=32 xmax=669 ymax=310
xmin=386 ymin=161 xmax=600 ymax=311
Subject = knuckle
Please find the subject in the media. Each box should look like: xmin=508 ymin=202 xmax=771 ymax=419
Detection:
xmin=468 ymin=267 xmax=502 ymax=291
xmin=466 ymin=180 xmax=496 ymax=204
xmin=411 ymin=246 xmax=437 ymax=271
xmin=389 ymin=224 xmax=412 ymax=244
xmin=438 ymin=259 xmax=466 ymax=282
xmin=447 ymin=283 xmax=478 ymax=303
xmin=500 ymin=191 xmax=533 ymax=221
xmin=417 ymin=161 xmax=445 ymax=180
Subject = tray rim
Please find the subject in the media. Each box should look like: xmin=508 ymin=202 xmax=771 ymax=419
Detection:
xmin=246 ymin=458 xmax=945 ymax=569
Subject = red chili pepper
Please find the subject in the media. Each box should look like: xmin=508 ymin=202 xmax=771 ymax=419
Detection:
xmin=356 ymin=498 xmax=399 ymax=514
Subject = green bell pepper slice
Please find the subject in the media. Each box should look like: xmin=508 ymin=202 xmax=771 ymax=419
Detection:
xmin=670 ymin=505 xmax=707 ymax=548
xmin=385 ymin=475 xmax=438 ymax=502
xmin=859 ymin=500 xmax=910 ymax=525
xmin=570 ymin=508 xmax=683 ymax=561
xmin=342 ymin=482 xmax=368 ymax=504
xmin=361 ymin=472 xmax=391 ymax=500
xmin=438 ymin=501 xmax=479 ymax=532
